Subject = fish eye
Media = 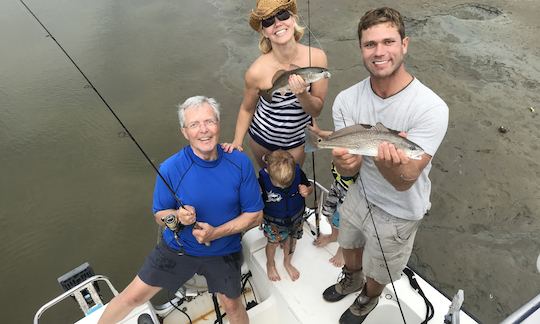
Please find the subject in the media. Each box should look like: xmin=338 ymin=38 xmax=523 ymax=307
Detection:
xmin=317 ymin=138 xmax=322 ymax=143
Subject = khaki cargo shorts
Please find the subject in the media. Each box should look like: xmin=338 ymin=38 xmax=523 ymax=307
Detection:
xmin=337 ymin=182 xmax=421 ymax=285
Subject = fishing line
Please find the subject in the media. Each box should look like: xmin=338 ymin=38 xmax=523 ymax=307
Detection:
xmin=357 ymin=177 xmax=407 ymax=323
xmin=341 ymin=113 xmax=407 ymax=324
xmin=18 ymin=0 xmax=208 ymax=251
xmin=19 ymin=0 xmax=184 ymax=209
xmin=307 ymin=0 xmax=312 ymax=67
xmin=298 ymin=10 xmax=324 ymax=54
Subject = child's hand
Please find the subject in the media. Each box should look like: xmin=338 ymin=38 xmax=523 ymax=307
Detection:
xmin=298 ymin=184 xmax=313 ymax=197
xmin=307 ymin=124 xmax=332 ymax=138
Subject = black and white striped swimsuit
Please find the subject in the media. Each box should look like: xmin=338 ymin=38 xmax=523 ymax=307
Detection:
xmin=248 ymin=91 xmax=311 ymax=150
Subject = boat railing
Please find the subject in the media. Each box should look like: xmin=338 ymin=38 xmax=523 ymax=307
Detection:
xmin=500 ymin=293 xmax=540 ymax=324
xmin=33 ymin=275 xmax=118 ymax=324
xmin=308 ymin=178 xmax=329 ymax=211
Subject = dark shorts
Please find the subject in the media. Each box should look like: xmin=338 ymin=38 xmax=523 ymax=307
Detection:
xmin=249 ymin=130 xmax=305 ymax=151
xmin=138 ymin=243 xmax=243 ymax=298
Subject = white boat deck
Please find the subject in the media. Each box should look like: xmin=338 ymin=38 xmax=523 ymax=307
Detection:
xmin=35 ymin=216 xmax=540 ymax=324
xmin=242 ymin=218 xmax=478 ymax=324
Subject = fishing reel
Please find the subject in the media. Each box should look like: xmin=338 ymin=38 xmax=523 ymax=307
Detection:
xmin=162 ymin=214 xmax=184 ymax=232
xmin=162 ymin=213 xmax=210 ymax=247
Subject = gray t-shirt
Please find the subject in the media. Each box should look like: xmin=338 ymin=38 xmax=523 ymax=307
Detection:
xmin=332 ymin=77 xmax=448 ymax=220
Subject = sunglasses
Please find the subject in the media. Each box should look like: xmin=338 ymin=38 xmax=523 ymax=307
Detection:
xmin=261 ymin=10 xmax=291 ymax=28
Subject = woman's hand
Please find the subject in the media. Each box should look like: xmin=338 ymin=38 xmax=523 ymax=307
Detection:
xmin=221 ymin=142 xmax=244 ymax=153
xmin=288 ymin=74 xmax=308 ymax=96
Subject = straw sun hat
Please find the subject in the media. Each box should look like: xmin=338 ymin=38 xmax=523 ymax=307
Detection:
xmin=249 ymin=0 xmax=297 ymax=31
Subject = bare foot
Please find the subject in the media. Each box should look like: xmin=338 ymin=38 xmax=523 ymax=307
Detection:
xmin=266 ymin=263 xmax=281 ymax=281
xmin=313 ymin=234 xmax=335 ymax=247
xmin=329 ymin=247 xmax=344 ymax=267
xmin=284 ymin=263 xmax=300 ymax=281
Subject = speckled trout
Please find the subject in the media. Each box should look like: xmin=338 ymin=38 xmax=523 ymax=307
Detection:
xmin=305 ymin=123 xmax=425 ymax=160
xmin=259 ymin=67 xmax=331 ymax=102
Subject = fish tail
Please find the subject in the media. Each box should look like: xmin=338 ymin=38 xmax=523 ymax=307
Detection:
xmin=259 ymin=89 xmax=273 ymax=102
xmin=304 ymin=127 xmax=320 ymax=153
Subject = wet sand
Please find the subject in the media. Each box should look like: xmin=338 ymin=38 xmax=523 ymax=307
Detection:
xmin=212 ymin=1 xmax=540 ymax=323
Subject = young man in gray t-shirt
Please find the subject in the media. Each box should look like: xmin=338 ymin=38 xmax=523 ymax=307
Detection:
xmin=321 ymin=7 xmax=448 ymax=324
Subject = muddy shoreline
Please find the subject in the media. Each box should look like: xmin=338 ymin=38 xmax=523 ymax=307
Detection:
xmin=213 ymin=1 xmax=540 ymax=322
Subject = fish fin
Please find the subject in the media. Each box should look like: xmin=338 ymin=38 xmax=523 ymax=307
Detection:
xmin=373 ymin=122 xmax=388 ymax=131
xmin=374 ymin=122 xmax=400 ymax=134
xmin=259 ymin=89 xmax=273 ymax=103
xmin=304 ymin=127 xmax=320 ymax=153
xmin=277 ymin=86 xmax=289 ymax=96
xmin=327 ymin=124 xmax=371 ymax=140
xmin=271 ymin=69 xmax=287 ymax=85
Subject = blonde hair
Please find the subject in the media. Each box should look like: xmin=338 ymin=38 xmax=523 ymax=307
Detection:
xmin=258 ymin=16 xmax=305 ymax=54
xmin=265 ymin=150 xmax=295 ymax=188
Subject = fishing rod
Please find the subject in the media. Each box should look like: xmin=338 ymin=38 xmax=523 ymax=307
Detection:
xmin=306 ymin=0 xmax=321 ymax=238
xmin=19 ymin=0 xmax=209 ymax=247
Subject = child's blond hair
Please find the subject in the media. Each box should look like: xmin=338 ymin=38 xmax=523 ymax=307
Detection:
xmin=265 ymin=150 xmax=295 ymax=189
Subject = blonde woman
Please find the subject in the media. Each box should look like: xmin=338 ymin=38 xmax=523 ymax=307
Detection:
xmin=222 ymin=0 xmax=328 ymax=168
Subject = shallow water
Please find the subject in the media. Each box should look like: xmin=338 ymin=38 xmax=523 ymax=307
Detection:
xmin=1 ymin=1 xmax=246 ymax=322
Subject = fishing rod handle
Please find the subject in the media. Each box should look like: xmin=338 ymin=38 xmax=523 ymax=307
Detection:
xmin=163 ymin=216 xmax=210 ymax=246
xmin=194 ymin=222 xmax=211 ymax=246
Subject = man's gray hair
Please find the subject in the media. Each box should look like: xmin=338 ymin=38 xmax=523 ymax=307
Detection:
xmin=177 ymin=96 xmax=221 ymax=128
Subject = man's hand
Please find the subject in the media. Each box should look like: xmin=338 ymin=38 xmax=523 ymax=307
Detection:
xmin=372 ymin=131 xmax=430 ymax=191
xmin=177 ymin=205 xmax=196 ymax=226
xmin=332 ymin=147 xmax=362 ymax=177
xmin=192 ymin=222 xmax=215 ymax=244
xmin=374 ymin=132 xmax=410 ymax=167
xmin=375 ymin=141 xmax=411 ymax=168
